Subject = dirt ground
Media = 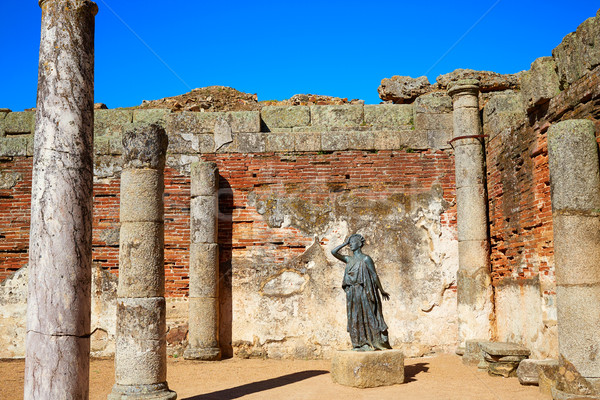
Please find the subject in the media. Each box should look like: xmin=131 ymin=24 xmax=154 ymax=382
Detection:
xmin=1 ymin=354 xmax=550 ymax=400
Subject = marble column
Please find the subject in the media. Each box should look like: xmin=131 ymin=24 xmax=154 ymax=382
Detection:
xmin=184 ymin=161 xmax=221 ymax=360
xmin=448 ymin=79 xmax=494 ymax=347
xmin=24 ymin=1 xmax=97 ymax=398
xmin=548 ymin=119 xmax=600 ymax=399
xmin=109 ymin=124 xmax=176 ymax=400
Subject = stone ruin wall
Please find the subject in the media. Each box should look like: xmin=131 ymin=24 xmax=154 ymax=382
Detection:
xmin=1 ymin=8 xmax=599 ymax=361
xmin=0 ymin=101 xmax=460 ymax=359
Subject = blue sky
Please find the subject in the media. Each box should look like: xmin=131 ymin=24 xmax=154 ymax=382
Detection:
xmin=1 ymin=1 xmax=598 ymax=111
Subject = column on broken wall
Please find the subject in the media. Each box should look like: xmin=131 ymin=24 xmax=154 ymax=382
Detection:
xmin=448 ymin=79 xmax=494 ymax=347
xmin=184 ymin=161 xmax=221 ymax=360
xmin=24 ymin=1 xmax=97 ymax=399
xmin=548 ymin=119 xmax=600 ymax=397
xmin=109 ymin=123 xmax=176 ymax=400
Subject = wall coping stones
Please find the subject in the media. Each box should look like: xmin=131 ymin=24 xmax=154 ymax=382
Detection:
xmin=479 ymin=342 xmax=531 ymax=357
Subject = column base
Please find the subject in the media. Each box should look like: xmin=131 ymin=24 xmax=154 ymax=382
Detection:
xmin=183 ymin=346 xmax=221 ymax=361
xmin=108 ymin=382 xmax=177 ymax=400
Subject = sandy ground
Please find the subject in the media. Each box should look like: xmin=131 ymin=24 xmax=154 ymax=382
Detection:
xmin=0 ymin=354 xmax=551 ymax=400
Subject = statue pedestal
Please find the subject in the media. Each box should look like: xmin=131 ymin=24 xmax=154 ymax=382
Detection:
xmin=331 ymin=349 xmax=404 ymax=388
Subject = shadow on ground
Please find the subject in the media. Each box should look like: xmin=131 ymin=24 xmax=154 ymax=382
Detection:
xmin=404 ymin=362 xmax=429 ymax=383
xmin=182 ymin=370 xmax=329 ymax=400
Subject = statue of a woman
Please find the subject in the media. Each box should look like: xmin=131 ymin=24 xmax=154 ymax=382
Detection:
xmin=332 ymin=234 xmax=392 ymax=351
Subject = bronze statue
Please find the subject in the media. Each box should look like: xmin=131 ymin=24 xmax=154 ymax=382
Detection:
xmin=332 ymin=234 xmax=392 ymax=351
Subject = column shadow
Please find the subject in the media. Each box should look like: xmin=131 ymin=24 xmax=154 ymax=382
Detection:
xmin=404 ymin=362 xmax=429 ymax=383
xmin=217 ymin=176 xmax=233 ymax=358
xmin=181 ymin=370 xmax=329 ymax=400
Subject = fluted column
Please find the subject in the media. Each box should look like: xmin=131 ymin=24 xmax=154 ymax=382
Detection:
xmin=109 ymin=124 xmax=176 ymax=400
xmin=448 ymin=79 xmax=494 ymax=347
xmin=548 ymin=120 xmax=600 ymax=399
xmin=184 ymin=161 xmax=221 ymax=360
xmin=25 ymin=1 xmax=97 ymax=398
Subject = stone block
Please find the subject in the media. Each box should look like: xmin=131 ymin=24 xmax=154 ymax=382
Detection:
xmin=347 ymin=131 xmax=375 ymax=150
xmin=189 ymin=243 xmax=219 ymax=298
xmin=94 ymin=109 xmax=133 ymax=136
xmin=116 ymin=297 xmax=166 ymax=340
xmin=321 ymin=131 xmax=350 ymax=151
xmin=188 ymin=297 xmax=219 ymax=348
xmin=2 ymin=111 xmax=35 ymax=135
xmin=548 ymin=120 xmax=600 ymax=212
xmin=372 ymin=131 xmax=400 ymax=150
xmin=120 ymin=169 xmax=164 ymax=223
xmin=553 ymin=215 xmax=600 ymax=286
xmin=364 ymin=104 xmax=413 ymax=129
xmin=557 ymin=285 xmax=600 ymax=379
xmin=114 ymin=335 xmax=166 ymax=385
xmin=229 ymin=111 xmax=261 ymax=133
xmin=109 ymin=136 xmax=124 ymax=155
xmin=0 ymin=137 xmax=29 ymax=156
xmin=414 ymin=112 xmax=453 ymax=132
xmin=265 ymin=132 xmax=295 ymax=152
xmin=118 ymin=222 xmax=165 ymax=298
xmin=479 ymin=342 xmax=530 ymax=378
xmin=553 ymin=14 xmax=600 ymax=88
xmin=311 ymin=105 xmax=364 ymax=129
xmin=190 ymin=195 xmax=218 ymax=243
xmin=538 ymin=360 xmax=560 ymax=395
xmin=479 ymin=341 xmax=531 ymax=357
xmin=398 ymin=130 xmax=428 ymax=149
xmin=198 ymin=134 xmax=215 ymax=153
xmin=414 ymin=92 xmax=453 ymax=113
xmin=232 ymin=132 xmax=265 ymax=153
xmin=122 ymin=123 xmax=168 ymax=170
xmin=167 ymin=131 xmax=201 ymax=154
xmin=133 ymin=109 xmax=171 ymax=125
xmin=520 ymin=57 xmax=561 ymax=109
xmin=331 ymin=350 xmax=404 ymax=388
xmin=452 ymin=107 xmax=482 ymax=137
xmin=294 ymin=132 xmax=321 ymax=152
xmin=261 ymin=106 xmax=310 ymax=130
xmin=483 ymin=91 xmax=526 ymax=140
xmin=191 ymin=161 xmax=219 ymax=197
xmin=94 ymin=137 xmax=110 ymax=155
xmin=426 ymin=130 xmax=452 ymax=150
xmin=463 ymin=339 xmax=491 ymax=366
xmin=517 ymin=359 xmax=557 ymax=386
xmin=456 ymin=186 xmax=488 ymax=241
xmin=454 ymin=142 xmax=486 ymax=188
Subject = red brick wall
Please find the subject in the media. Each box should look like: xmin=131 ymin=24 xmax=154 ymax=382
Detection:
xmin=486 ymin=126 xmax=554 ymax=285
xmin=0 ymin=149 xmax=456 ymax=297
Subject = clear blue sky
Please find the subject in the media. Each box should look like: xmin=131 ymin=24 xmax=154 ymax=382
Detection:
xmin=1 ymin=1 xmax=598 ymax=111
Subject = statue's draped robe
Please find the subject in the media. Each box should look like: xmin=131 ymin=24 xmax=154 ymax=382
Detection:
xmin=342 ymin=256 xmax=391 ymax=349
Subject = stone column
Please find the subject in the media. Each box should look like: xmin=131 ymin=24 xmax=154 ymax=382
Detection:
xmin=109 ymin=124 xmax=176 ymax=400
xmin=184 ymin=161 xmax=221 ymax=360
xmin=448 ymin=79 xmax=494 ymax=347
xmin=24 ymin=1 xmax=97 ymax=399
xmin=548 ymin=120 xmax=600 ymax=399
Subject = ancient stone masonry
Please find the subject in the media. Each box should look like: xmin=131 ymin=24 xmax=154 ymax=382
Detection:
xmin=109 ymin=124 xmax=176 ymax=400
xmin=24 ymin=1 xmax=97 ymax=399
xmin=184 ymin=161 xmax=221 ymax=361
xmin=448 ymin=80 xmax=494 ymax=347
xmin=548 ymin=120 xmax=600 ymax=399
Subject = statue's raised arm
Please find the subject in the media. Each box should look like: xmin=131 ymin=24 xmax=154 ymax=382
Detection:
xmin=331 ymin=239 xmax=350 ymax=263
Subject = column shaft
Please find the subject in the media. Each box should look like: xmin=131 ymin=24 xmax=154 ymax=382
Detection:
xmin=109 ymin=124 xmax=176 ymax=400
xmin=448 ymin=80 xmax=494 ymax=347
xmin=548 ymin=119 xmax=600 ymax=398
xmin=184 ymin=161 xmax=221 ymax=360
xmin=25 ymin=1 xmax=97 ymax=398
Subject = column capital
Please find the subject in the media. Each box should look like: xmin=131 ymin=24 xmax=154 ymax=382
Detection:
xmin=448 ymin=79 xmax=480 ymax=99
xmin=39 ymin=0 xmax=99 ymax=15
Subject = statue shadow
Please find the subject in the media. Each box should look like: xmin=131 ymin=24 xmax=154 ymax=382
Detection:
xmin=217 ymin=176 xmax=233 ymax=358
xmin=404 ymin=362 xmax=429 ymax=383
xmin=181 ymin=370 xmax=329 ymax=400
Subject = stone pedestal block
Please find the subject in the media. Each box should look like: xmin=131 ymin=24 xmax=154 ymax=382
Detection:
xmin=331 ymin=350 xmax=404 ymax=388
xmin=479 ymin=342 xmax=530 ymax=378
xmin=462 ymin=339 xmax=491 ymax=366
xmin=517 ymin=359 xmax=557 ymax=386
